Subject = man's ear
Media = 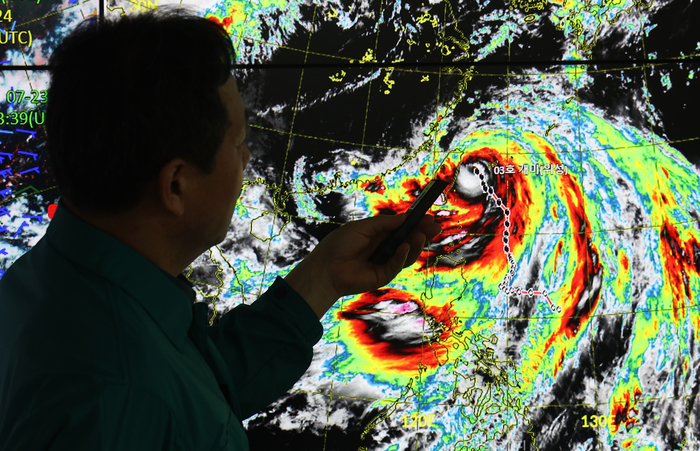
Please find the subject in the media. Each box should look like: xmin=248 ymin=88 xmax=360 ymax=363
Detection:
xmin=157 ymin=158 xmax=193 ymax=217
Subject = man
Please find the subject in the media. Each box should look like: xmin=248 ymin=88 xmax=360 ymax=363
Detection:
xmin=0 ymin=9 xmax=440 ymax=450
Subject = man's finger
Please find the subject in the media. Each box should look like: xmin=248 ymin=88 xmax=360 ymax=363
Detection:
xmin=423 ymin=220 xmax=442 ymax=242
xmin=353 ymin=213 xmax=407 ymax=242
xmin=388 ymin=242 xmax=411 ymax=276
xmin=403 ymin=232 xmax=426 ymax=267
xmin=400 ymin=217 xmax=441 ymax=267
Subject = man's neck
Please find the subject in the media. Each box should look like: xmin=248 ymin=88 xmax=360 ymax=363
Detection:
xmin=61 ymin=198 xmax=190 ymax=277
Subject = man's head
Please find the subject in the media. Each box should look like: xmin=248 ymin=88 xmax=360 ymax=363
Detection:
xmin=47 ymin=8 xmax=239 ymax=217
xmin=47 ymin=9 xmax=251 ymax=274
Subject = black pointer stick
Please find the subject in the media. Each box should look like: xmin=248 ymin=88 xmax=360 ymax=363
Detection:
xmin=368 ymin=179 xmax=449 ymax=265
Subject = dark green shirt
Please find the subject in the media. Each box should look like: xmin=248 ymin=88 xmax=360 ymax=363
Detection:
xmin=0 ymin=200 xmax=323 ymax=450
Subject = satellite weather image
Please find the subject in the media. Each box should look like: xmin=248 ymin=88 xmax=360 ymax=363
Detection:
xmin=2 ymin=0 xmax=700 ymax=450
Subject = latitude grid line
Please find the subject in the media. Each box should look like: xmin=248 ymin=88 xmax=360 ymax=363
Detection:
xmin=246 ymin=103 xmax=700 ymax=157
xmin=273 ymin=364 xmax=700 ymax=408
xmin=1 ymin=1 xmax=698 ymax=68
xmin=237 ymin=380 xmax=700 ymax=428
xmin=9 ymin=176 xmax=694 ymax=257
xmin=227 ymin=31 xmax=700 ymax=68
xmin=157 ymin=196 xmax=700 ymax=235
xmin=231 ymin=55 xmax=700 ymax=108
xmin=250 ymin=387 xmax=700 ymax=414
xmin=197 ymin=274 xmax=700 ymax=321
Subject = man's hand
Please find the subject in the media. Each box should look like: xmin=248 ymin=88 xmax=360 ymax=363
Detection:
xmin=284 ymin=213 xmax=441 ymax=319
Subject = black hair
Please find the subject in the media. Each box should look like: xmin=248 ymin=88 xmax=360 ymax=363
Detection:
xmin=46 ymin=7 xmax=236 ymax=216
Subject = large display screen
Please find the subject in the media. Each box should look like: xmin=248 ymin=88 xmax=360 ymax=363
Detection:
xmin=2 ymin=1 xmax=700 ymax=450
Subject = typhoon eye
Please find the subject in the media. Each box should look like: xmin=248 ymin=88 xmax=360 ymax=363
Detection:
xmin=453 ymin=162 xmax=491 ymax=199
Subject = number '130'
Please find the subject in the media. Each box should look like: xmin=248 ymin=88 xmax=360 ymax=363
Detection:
xmin=582 ymin=414 xmax=610 ymax=428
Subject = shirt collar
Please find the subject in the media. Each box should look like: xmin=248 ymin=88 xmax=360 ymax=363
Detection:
xmin=45 ymin=198 xmax=196 ymax=352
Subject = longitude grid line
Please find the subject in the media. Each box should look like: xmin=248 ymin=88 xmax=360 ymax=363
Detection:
xmin=628 ymin=3 xmax=671 ymax=444
xmin=254 ymin=5 xmax=317 ymax=300
xmin=230 ymin=4 xmax=252 ymax=54
xmin=641 ymin=4 xmax=686 ymax=423
xmin=505 ymin=5 xmax=513 ymax=447
xmin=320 ymin=1 xmax=388 ymax=448
xmin=414 ymin=2 xmax=448 ymax=446
xmin=357 ymin=0 xmax=385 ymax=151
xmin=571 ymin=51 xmax=606 ymax=445
xmin=638 ymin=3 xmax=694 ymax=447
xmin=224 ymin=7 xmax=253 ymax=309
xmin=410 ymin=3 xmax=441 ymax=446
